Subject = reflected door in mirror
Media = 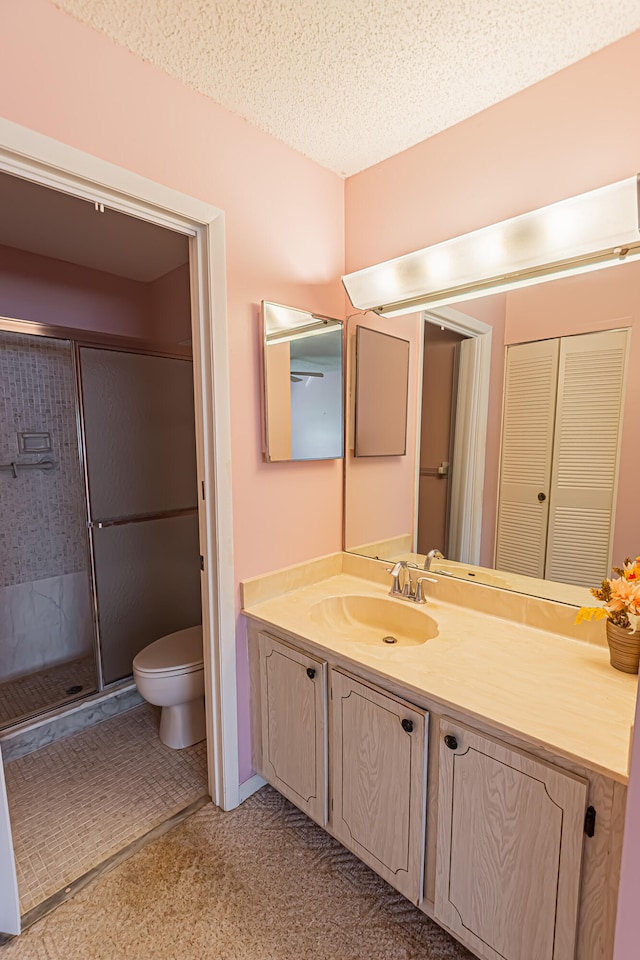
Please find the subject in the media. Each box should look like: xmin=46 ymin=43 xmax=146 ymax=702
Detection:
xmin=417 ymin=324 xmax=466 ymax=555
xmin=496 ymin=328 xmax=628 ymax=588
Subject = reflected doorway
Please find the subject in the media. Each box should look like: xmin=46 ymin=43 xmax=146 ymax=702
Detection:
xmin=416 ymin=323 xmax=466 ymax=556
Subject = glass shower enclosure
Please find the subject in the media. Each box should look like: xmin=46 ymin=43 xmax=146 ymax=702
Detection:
xmin=0 ymin=321 xmax=201 ymax=728
xmin=79 ymin=347 xmax=201 ymax=685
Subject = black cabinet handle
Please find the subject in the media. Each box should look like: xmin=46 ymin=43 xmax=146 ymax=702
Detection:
xmin=444 ymin=734 xmax=458 ymax=750
xmin=584 ymin=805 xmax=596 ymax=837
xmin=537 ymin=492 xmax=547 ymax=502
xmin=401 ymin=718 xmax=414 ymax=733
xmin=306 ymin=667 xmax=316 ymax=680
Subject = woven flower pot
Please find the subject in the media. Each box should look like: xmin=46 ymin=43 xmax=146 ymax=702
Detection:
xmin=606 ymin=620 xmax=640 ymax=674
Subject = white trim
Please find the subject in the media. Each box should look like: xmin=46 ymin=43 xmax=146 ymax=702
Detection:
xmin=239 ymin=774 xmax=267 ymax=803
xmin=0 ymin=118 xmax=239 ymax=811
xmin=0 ymin=744 xmax=20 ymax=936
xmin=412 ymin=323 xmax=426 ymax=554
xmin=422 ymin=308 xmax=492 ymax=564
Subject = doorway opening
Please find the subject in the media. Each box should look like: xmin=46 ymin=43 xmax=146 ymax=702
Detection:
xmin=416 ymin=322 xmax=466 ymax=557
xmin=0 ymin=120 xmax=239 ymax=808
xmin=0 ymin=117 xmax=237 ymax=937
xmin=416 ymin=308 xmax=492 ymax=565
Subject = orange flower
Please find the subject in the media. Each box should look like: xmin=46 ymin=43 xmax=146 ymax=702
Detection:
xmin=624 ymin=558 xmax=640 ymax=581
xmin=576 ymin=557 xmax=640 ymax=632
xmin=605 ymin=578 xmax=640 ymax=617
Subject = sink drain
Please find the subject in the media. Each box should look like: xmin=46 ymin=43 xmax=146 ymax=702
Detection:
xmin=382 ymin=635 xmax=398 ymax=645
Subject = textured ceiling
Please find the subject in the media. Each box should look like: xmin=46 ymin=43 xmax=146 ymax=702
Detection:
xmin=54 ymin=1 xmax=640 ymax=176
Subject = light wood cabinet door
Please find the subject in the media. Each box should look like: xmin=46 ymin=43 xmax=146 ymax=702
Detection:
xmin=331 ymin=670 xmax=428 ymax=904
xmin=258 ymin=632 xmax=327 ymax=826
xmin=435 ymin=719 xmax=588 ymax=960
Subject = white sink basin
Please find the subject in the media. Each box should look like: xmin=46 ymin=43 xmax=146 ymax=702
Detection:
xmin=310 ymin=594 xmax=438 ymax=647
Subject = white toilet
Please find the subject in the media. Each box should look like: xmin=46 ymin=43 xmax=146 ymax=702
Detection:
xmin=133 ymin=625 xmax=205 ymax=749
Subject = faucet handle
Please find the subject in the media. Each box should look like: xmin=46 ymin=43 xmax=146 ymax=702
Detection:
xmin=401 ymin=561 xmax=419 ymax=597
xmin=387 ymin=560 xmax=406 ymax=597
xmin=414 ymin=577 xmax=437 ymax=603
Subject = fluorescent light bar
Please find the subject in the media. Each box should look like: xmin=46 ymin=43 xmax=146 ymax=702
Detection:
xmin=262 ymin=300 xmax=340 ymax=342
xmin=342 ymin=176 xmax=640 ymax=317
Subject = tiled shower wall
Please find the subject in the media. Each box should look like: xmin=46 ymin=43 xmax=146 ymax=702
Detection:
xmin=0 ymin=331 xmax=93 ymax=681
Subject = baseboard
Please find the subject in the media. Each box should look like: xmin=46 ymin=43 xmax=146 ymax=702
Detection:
xmin=238 ymin=774 xmax=267 ymax=803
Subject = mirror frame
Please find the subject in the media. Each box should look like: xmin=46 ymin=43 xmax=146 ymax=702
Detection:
xmin=261 ymin=300 xmax=344 ymax=463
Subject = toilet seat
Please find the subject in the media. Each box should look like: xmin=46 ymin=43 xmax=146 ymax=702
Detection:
xmin=133 ymin=625 xmax=203 ymax=678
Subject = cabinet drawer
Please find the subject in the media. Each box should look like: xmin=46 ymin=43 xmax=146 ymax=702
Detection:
xmin=330 ymin=669 xmax=428 ymax=905
xmin=258 ymin=632 xmax=327 ymax=826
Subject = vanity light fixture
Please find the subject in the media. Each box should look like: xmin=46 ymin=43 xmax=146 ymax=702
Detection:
xmin=263 ymin=301 xmax=338 ymax=344
xmin=342 ymin=175 xmax=640 ymax=317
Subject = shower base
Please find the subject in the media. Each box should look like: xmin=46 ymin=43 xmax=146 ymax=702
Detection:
xmin=0 ymin=656 xmax=97 ymax=730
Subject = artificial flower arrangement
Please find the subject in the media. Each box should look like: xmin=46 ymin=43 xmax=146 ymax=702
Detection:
xmin=576 ymin=557 xmax=640 ymax=634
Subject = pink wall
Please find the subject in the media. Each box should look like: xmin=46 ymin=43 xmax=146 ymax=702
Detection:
xmin=0 ymin=243 xmax=151 ymax=338
xmin=148 ymin=264 xmax=192 ymax=343
xmin=345 ymin=32 xmax=640 ymax=273
xmin=0 ymin=244 xmax=193 ymax=345
xmin=345 ymin=30 xmax=640 ymax=960
xmin=0 ymin=0 xmax=345 ymax=784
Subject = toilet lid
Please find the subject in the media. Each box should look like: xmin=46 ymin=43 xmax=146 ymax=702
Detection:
xmin=133 ymin=625 xmax=203 ymax=676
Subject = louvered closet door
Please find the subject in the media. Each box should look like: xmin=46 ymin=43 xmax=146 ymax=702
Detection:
xmin=495 ymin=339 xmax=560 ymax=578
xmin=545 ymin=329 xmax=628 ymax=587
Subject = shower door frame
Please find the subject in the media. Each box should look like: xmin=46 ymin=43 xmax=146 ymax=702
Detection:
xmin=74 ymin=334 xmax=198 ymax=691
xmin=0 ymin=319 xmax=198 ymax=696
xmin=0 ymin=118 xmax=239 ymax=812
xmin=0 ymin=322 xmax=221 ymax=780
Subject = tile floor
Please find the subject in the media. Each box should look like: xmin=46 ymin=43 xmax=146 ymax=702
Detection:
xmin=1 ymin=786 xmax=472 ymax=960
xmin=4 ymin=703 xmax=208 ymax=914
xmin=0 ymin=656 xmax=97 ymax=729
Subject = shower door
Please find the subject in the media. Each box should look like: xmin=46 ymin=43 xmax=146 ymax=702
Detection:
xmin=0 ymin=328 xmax=97 ymax=728
xmin=78 ymin=347 xmax=202 ymax=686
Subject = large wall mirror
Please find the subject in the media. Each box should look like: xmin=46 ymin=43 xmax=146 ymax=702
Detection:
xmin=262 ymin=301 xmax=344 ymax=462
xmin=344 ymin=257 xmax=640 ymax=606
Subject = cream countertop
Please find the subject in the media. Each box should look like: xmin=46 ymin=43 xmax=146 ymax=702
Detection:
xmin=241 ymin=553 xmax=638 ymax=785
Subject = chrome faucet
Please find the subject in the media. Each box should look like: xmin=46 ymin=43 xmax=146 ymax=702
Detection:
xmin=387 ymin=561 xmax=436 ymax=604
xmin=424 ymin=548 xmax=444 ymax=571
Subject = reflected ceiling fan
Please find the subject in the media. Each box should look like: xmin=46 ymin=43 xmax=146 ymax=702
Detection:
xmin=290 ymin=370 xmax=325 ymax=383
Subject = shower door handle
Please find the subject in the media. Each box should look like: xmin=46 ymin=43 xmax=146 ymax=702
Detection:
xmin=89 ymin=507 xmax=198 ymax=529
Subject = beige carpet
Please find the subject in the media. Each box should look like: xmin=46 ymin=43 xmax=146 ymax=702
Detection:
xmin=3 ymin=785 xmax=473 ymax=960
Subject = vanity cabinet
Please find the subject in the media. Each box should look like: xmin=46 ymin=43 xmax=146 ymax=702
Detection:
xmin=330 ymin=670 xmax=428 ymax=904
xmin=257 ymin=632 xmax=327 ymax=825
xmin=435 ymin=719 xmax=588 ymax=960
xmin=247 ymin=621 xmax=625 ymax=960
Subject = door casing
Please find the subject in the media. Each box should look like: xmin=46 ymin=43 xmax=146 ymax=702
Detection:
xmin=0 ymin=117 xmax=240 ymax=812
